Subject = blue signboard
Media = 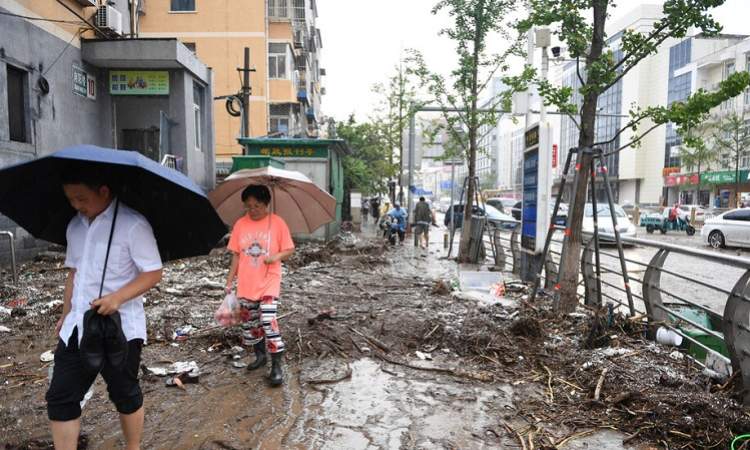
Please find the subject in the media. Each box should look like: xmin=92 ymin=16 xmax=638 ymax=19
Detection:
xmin=440 ymin=180 xmax=453 ymax=190
xmin=522 ymin=148 xmax=539 ymax=250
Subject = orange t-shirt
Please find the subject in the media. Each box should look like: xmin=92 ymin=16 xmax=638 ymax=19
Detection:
xmin=228 ymin=213 xmax=295 ymax=300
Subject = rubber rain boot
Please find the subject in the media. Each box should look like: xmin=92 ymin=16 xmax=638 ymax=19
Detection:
xmin=246 ymin=340 xmax=267 ymax=371
xmin=269 ymin=353 xmax=283 ymax=386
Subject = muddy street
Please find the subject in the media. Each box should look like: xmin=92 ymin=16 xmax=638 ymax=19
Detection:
xmin=1 ymin=226 xmax=749 ymax=449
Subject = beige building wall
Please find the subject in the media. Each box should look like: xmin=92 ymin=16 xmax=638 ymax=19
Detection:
xmin=139 ymin=0 xmax=270 ymax=161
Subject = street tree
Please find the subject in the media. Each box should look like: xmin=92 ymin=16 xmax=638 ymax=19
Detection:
xmin=702 ymin=112 xmax=750 ymax=207
xmin=335 ymin=116 xmax=397 ymax=216
xmin=373 ymin=62 xmax=421 ymax=205
xmin=408 ymin=0 xmax=523 ymax=261
xmin=510 ymin=0 xmax=750 ymax=312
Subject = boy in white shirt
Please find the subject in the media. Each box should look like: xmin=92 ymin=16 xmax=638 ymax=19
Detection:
xmin=46 ymin=170 xmax=162 ymax=450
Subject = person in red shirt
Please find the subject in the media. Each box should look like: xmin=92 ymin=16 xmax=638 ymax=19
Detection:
xmin=225 ymin=185 xmax=295 ymax=386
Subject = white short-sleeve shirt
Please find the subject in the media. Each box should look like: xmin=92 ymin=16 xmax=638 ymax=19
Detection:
xmin=61 ymin=199 xmax=162 ymax=346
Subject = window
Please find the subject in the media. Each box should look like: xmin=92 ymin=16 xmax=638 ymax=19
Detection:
xmin=183 ymin=42 xmax=196 ymax=53
xmin=270 ymin=104 xmax=291 ymax=136
xmin=268 ymin=0 xmax=289 ymax=18
xmin=745 ymin=53 xmax=750 ymax=106
xmin=268 ymin=43 xmax=288 ymax=79
xmin=170 ymin=0 xmax=195 ymax=12
xmin=193 ymin=82 xmax=203 ymax=151
xmin=725 ymin=210 xmax=750 ymax=221
xmin=7 ymin=65 xmax=27 ymax=143
xmin=293 ymin=0 xmax=305 ymax=20
xmin=723 ymin=61 xmax=736 ymax=111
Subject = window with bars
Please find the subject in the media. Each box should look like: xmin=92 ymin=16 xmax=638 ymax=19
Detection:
xmin=268 ymin=43 xmax=288 ymax=79
xmin=293 ymin=0 xmax=305 ymax=20
xmin=269 ymin=0 xmax=289 ymax=18
xmin=170 ymin=0 xmax=195 ymax=12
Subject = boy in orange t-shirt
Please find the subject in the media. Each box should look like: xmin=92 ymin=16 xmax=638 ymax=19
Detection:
xmin=225 ymin=185 xmax=295 ymax=386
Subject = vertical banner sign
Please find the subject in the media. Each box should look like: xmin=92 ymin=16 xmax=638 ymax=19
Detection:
xmin=521 ymin=122 xmax=551 ymax=254
xmin=72 ymin=65 xmax=87 ymax=97
xmin=552 ymin=144 xmax=558 ymax=169
xmin=522 ymin=125 xmax=540 ymax=251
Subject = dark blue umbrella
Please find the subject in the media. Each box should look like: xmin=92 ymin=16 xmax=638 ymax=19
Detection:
xmin=0 ymin=145 xmax=227 ymax=262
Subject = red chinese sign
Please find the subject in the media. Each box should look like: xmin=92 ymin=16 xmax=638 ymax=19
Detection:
xmin=662 ymin=167 xmax=680 ymax=177
xmin=664 ymin=173 xmax=699 ymax=187
xmin=552 ymin=144 xmax=558 ymax=168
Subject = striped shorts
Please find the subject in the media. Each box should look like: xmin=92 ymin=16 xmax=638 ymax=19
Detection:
xmin=239 ymin=297 xmax=285 ymax=354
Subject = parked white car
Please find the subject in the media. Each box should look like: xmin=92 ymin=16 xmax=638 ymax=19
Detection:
xmin=702 ymin=208 xmax=750 ymax=249
xmin=582 ymin=203 xmax=637 ymax=243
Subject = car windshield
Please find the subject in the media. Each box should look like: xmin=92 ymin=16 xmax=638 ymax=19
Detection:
xmin=483 ymin=204 xmax=507 ymax=218
xmin=584 ymin=204 xmax=626 ymax=218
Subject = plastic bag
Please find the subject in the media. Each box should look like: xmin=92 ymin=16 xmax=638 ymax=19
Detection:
xmin=214 ymin=292 xmax=241 ymax=327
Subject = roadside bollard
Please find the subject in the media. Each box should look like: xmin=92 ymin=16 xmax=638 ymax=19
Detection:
xmin=443 ymin=232 xmax=449 ymax=249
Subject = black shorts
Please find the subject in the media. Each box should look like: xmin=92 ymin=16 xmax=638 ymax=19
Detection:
xmin=46 ymin=327 xmax=144 ymax=421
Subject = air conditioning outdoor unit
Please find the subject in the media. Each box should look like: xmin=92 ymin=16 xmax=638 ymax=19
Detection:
xmin=96 ymin=5 xmax=123 ymax=35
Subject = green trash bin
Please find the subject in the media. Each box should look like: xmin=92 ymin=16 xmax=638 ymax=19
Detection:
xmin=665 ymin=303 xmax=729 ymax=361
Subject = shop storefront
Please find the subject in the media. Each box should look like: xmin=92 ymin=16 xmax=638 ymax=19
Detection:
xmin=700 ymin=170 xmax=750 ymax=208
xmin=663 ymin=172 xmax=710 ymax=206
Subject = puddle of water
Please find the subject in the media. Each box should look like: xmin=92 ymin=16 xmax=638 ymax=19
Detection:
xmin=291 ymin=358 xmax=514 ymax=449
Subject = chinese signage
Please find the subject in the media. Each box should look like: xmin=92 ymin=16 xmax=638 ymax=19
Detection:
xmin=552 ymin=144 xmax=558 ymax=169
xmin=72 ymin=65 xmax=95 ymax=100
xmin=252 ymin=147 xmax=328 ymax=158
xmin=701 ymin=170 xmax=750 ymax=185
xmin=109 ymin=70 xmax=169 ymax=95
xmin=662 ymin=166 xmax=681 ymax=177
xmin=664 ymin=173 xmax=699 ymax=187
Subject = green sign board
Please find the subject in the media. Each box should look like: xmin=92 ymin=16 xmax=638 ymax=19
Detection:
xmin=109 ymin=70 xmax=169 ymax=95
xmin=247 ymin=146 xmax=328 ymax=158
xmin=72 ymin=65 xmax=87 ymax=97
xmin=700 ymin=170 xmax=750 ymax=185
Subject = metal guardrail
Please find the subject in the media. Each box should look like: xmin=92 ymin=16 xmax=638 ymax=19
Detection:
xmin=480 ymin=221 xmax=750 ymax=403
xmin=1 ymin=231 xmax=17 ymax=283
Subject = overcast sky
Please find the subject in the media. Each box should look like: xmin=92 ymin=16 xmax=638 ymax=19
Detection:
xmin=316 ymin=0 xmax=750 ymax=122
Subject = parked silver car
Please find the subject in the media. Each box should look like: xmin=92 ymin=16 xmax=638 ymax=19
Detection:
xmin=702 ymin=208 xmax=750 ymax=249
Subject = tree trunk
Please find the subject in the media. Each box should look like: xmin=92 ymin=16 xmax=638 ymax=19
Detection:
xmin=557 ymin=0 xmax=609 ymax=313
xmin=736 ymin=147 xmax=740 ymax=208
xmin=458 ymin=11 xmax=484 ymax=261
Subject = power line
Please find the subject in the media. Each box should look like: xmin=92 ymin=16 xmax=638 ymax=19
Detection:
xmin=43 ymin=29 xmax=83 ymax=76
xmin=0 ymin=10 xmax=86 ymax=25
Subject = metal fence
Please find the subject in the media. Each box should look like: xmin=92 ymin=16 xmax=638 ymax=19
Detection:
xmin=480 ymin=219 xmax=750 ymax=404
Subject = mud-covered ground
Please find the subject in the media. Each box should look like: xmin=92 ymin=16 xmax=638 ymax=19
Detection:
xmin=1 ymin=227 xmax=749 ymax=449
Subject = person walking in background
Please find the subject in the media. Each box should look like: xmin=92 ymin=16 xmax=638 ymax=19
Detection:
xmin=225 ymin=185 xmax=295 ymax=387
xmin=370 ymin=197 xmax=380 ymax=223
xmin=361 ymin=197 xmax=370 ymax=224
xmin=413 ymin=196 xmax=432 ymax=249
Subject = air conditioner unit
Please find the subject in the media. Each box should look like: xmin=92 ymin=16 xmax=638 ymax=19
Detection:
xmin=97 ymin=5 xmax=122 ymax=35
xmin=75 ymin=0 xmax=98 ymax=6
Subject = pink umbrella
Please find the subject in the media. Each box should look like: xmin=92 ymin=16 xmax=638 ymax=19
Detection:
xmin=208 ymin=166 xmax=336 ymax=233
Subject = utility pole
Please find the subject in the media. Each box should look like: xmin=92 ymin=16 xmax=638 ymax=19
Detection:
xmin=237 ymin=47 xmax=255 ymax=153
xmin=407 ymin=114 xmax=416 ymax=220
